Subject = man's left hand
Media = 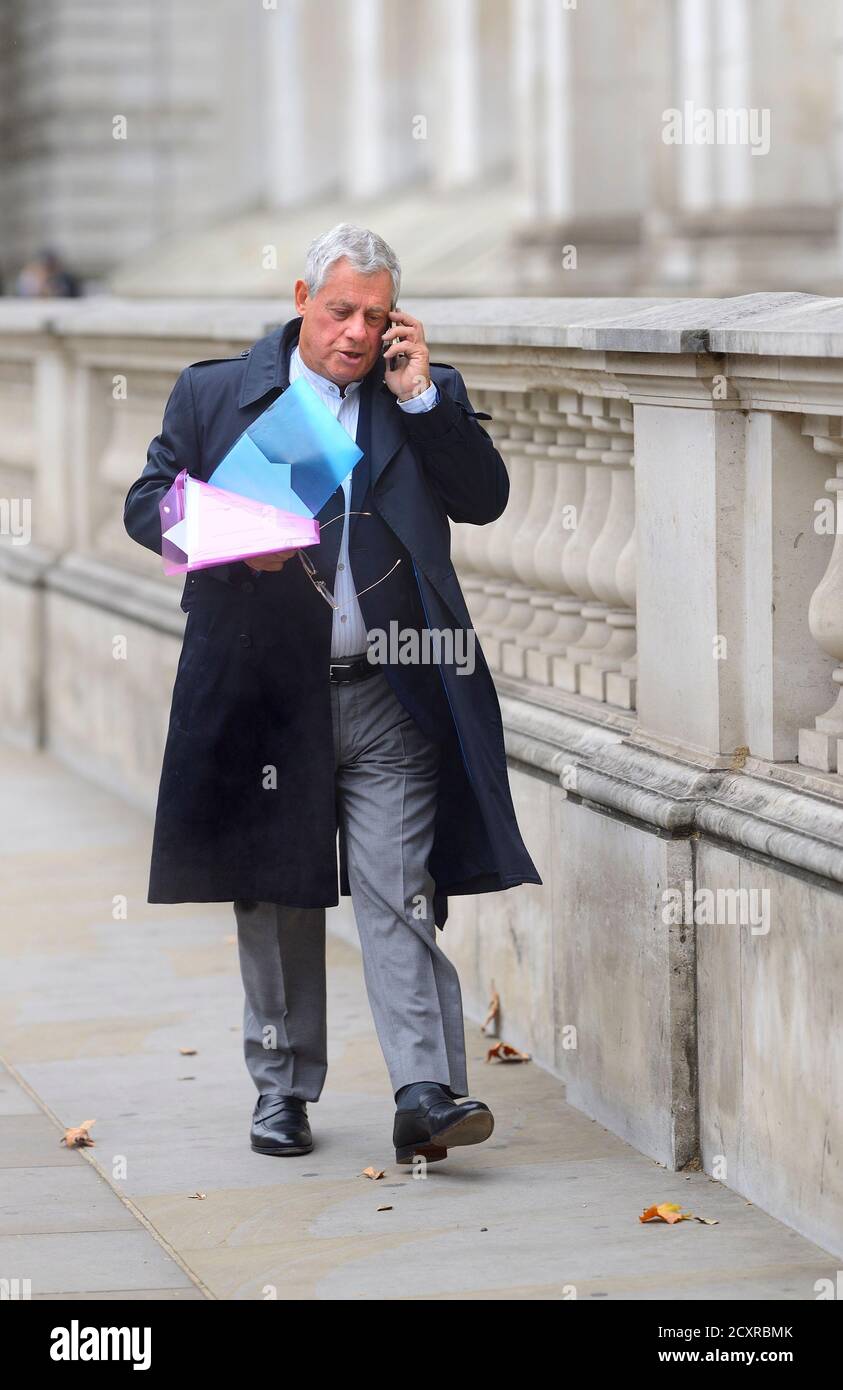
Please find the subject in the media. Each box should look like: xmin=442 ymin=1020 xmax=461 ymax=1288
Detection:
xmin=382 ymin=310 xmax=432 ymax=403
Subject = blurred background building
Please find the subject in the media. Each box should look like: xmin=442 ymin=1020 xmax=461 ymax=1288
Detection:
xmin=0 ymin=0 xmax=841 ymax=299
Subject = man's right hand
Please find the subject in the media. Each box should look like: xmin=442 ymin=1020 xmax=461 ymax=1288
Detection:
xmin=245 ymin=548 xmax=297 ymax=573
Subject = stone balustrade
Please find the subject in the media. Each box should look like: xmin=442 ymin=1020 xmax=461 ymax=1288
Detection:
xmin=1 ymin=292 xmax=841 ymax=1260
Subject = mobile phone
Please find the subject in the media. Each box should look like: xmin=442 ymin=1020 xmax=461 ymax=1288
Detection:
xmin=384 ymin=321 xmax=406 ymax=373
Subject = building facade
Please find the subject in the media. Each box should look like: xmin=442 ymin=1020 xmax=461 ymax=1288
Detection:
xmin=1 ymin=0 xmax=843 ymax=297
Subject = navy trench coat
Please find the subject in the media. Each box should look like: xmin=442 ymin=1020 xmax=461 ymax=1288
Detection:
xmin=123 ymin=316 xmax=542 ymax=928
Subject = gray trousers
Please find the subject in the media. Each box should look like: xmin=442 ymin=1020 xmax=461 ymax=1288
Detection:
xmin=233 ymin=669 xmax=469 ymax=1101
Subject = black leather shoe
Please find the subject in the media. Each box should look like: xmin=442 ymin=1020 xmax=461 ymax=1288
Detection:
xmin=393 ymin=1085 xmax=494 ymax=1164
xmin=250 ymin=1094 xmax=313 ymax=1156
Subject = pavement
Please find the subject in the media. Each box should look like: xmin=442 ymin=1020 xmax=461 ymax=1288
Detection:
xmin=0 ymin=741 xmax=838 ymax=1301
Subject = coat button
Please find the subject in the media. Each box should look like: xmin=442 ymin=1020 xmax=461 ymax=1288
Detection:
xmin=242 ymin=580 xmax=254 ymax=593
xmin=239 ymin=633 xmax=251 ymax=647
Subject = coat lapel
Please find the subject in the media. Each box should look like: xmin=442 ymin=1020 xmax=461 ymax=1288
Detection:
xmin=369 ymin=376 xmax=405 ymax=492
xmin=237 ymin=316 xmax=403 ymax=588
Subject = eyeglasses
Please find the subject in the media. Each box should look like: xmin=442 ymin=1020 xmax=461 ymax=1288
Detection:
xmin=297 ymin=510 xmax=401 ymax=611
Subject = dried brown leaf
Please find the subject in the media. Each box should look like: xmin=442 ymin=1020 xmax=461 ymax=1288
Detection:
xmin=640 ymin=1202 xmax=692 ymax=1225
xmin=485 ymin=1040 xmax=531 ymax=1063
xmin=60 ymin=1119 xmax=96 ymax=1148
xmin=482 ymin=987 xmax=501 ymax=1032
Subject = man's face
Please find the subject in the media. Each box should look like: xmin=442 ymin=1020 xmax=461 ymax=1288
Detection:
xmin=294 ymin=258 xmax=393 ymax=387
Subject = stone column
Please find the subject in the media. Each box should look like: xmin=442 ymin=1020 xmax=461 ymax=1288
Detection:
xmin=513 ymin=0 xmax=646 ymax=227
xmin=835 ymin=0 xmax=843 ymax=264
xmin=426 ymin=0 xmax=480 ymax=188
xmin=262 ymin=0 xmax=343 ymax=207
xmin=339 ymin=0 xmax=428 ymax=199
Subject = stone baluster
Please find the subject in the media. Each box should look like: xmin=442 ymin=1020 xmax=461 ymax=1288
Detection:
xmin=578 ymin=399 xmax=637 ymax=703
xmin=552 ymin=397 xmax=616 ymax=691
xmin=605 ymin=484 xmax=638 ymax=710
xmin=798 ymin=415 xmax=843 ymax=772
xmin=461 ymin=391 xmax=536 ymax=667
xmin=457 ymin=389 xmax=518 ymax=627
xmin=483 ymin=390 xmax=559 ymax=672
xmin=451 ymin=385 xmax=508 ymax=584
xmin=503 ymin=391 xmax=588 ymax=681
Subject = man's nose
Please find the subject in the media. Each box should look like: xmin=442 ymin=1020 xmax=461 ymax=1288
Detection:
xmin=343 ymin=315 xmax=368 ymax=342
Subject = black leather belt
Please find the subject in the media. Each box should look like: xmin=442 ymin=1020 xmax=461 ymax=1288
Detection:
xmin=329 ymin=653 xmax=381 ymax=684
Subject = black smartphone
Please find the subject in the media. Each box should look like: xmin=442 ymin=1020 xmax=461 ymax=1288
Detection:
xmin=384 ymin=320 xmax=406 ymax=373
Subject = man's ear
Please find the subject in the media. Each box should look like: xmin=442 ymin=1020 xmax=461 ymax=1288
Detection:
xmin=294 ymin=278 xmax=309 ymax=314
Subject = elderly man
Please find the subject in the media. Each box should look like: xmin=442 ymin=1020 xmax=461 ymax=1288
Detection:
xmin=123 ymin=223 xmax=541 ymax=1165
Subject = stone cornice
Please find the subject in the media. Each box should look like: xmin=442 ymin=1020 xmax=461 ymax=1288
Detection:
xmin=499 ymin=692 xmax=843 ymax=889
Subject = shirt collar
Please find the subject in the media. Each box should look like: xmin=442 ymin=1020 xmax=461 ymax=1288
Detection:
xmin=290 ymin=344 xmax=363 ymax=400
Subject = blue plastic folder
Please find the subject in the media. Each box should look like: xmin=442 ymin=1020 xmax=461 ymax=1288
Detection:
xmin=209 ymin=375 xmax=363 ymax=517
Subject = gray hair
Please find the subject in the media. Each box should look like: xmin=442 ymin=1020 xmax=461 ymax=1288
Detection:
xmin=303 ymin=223 xmax=401 ymax=308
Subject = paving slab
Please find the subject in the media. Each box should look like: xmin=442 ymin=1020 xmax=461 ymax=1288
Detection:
xmin=0 ymin=1065 xmax=206 ymax=1300
xmin=0 ymin=1230 xmax=196 ymax=1295
xmin=0 ymin=1164 xmax=140 ymax=1235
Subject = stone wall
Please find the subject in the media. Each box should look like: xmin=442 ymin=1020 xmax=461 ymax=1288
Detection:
xmin=4 ymin=1 xmax=843 ymax=298
xmin=0 ymin=292 xmax=841 ymax=1257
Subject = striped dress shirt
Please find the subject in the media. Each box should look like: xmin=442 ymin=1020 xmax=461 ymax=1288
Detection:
xmin=288 ymin=343 xmax=439 ymax=658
